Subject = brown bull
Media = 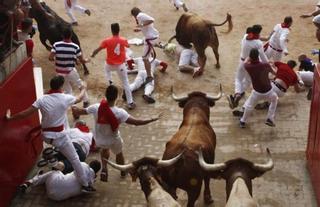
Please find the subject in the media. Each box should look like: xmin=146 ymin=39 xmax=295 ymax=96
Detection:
xmin=168 ymin=13 xmax=233 ymax=75
xmin=160 ymin=85 xmax=223 ymax=207
xmin=198 ymin=148 xmax=274 ymax=207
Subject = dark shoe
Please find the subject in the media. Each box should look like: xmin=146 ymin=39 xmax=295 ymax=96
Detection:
xmin=143 ymin=94 xmax=155 ymax=104
xmin=83 ymin=101 xmax=90 ymax=108
xmin=127 ymin=102 xmax=136 ymax=110
xmin=232 ymin=110 xmax=244 ymax=117
xmin=109 ymin=80 xmax=113 ymax=85
xmin=255 ymin=102 xmax=269 ymax=110
xmin=18 ymin=182 xmax=32 ymax=193
xmin=265 ymin=119 xmax=275 ymax=127
xmin=239 ymin=121 xmax=246 ymax=128
xmin=81 ymin=185 xmax=96 ymax=193
xmin=122 ymin=90 xmax=127 ymax=101
xmin=233 ymin=94 xmax=241 ymax=108
xmin=85 ymin=9 xmax=91 ymax=16
xmin=120 ymin=171 xmax=127 ymax=178
xmin=145 ymin=76 xmax=153 ymax=84
xmin=227 ymin=95 xmax=235 ymax=109
xmin=71 ymin=22 xmax=78 ymax=26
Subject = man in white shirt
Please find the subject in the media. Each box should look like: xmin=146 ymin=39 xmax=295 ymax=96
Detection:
xmin=169 ymin=0 xmax=188 ymax=12
xmin=6 ymin=75 xmax=95 ymax=193
xmin=64 ymin=0 xmax=91 ymax=26
xmin=265 ymin=16 xmax=292 ymax=62
xmin=18 ymin=160 xmax=101 ymax=201
xmin=72 ymin=85 xmax=161 ymax=182
xmin=126 ymin=57 xmax=167 ymax=103
xmin=228 ymin=25 xmax=269 ymax=109
xmin=301 ymin=1 xmax=320 ymax=41
xmin=131 ymin=7 xmax=160 ymax=84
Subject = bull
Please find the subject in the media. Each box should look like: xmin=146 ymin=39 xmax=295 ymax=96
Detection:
xmin=158 ymin=85 xmax=222 ymax=207
xmin=29 ymin=2 xmax=89 ymax=75
xmin=168 ymin=13 xmax=233 ymax=76
xmin=106 ymin=154 xmax=182 ymax=207
xmin=197 ymin=148 xmax=274 ymax=207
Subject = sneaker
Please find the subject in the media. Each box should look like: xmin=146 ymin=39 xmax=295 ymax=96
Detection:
xmin=127 ymin=102 xmax=136 ymax=110
xmin=18 ymin=182 xmax=32 ymax=193
xmin=143 ymin=94 xmax=155 ymax=104
xmin=81 ymin=185 xmax=96 ymax=193
xmin=85 ymin=9 xmax=91 ymax=16
xmin=265 ymin=119 xmax=275 ymax=127
xmin=71 ymin=22 xmax=78 ymax=26
xmin=83 ymin=101 xmax=90 ymax=108
xmin=122 ymin=90 xmax=127 ymax=101
xmin=232 ymin=110 xmax=244 ymax=117
xmin=227 ymin=95 xmax=235 ymax=109
xmin=239 ymin=121 xmax=246 ymax=128
xmin=145 ymin=76 xmax=153 ymax=84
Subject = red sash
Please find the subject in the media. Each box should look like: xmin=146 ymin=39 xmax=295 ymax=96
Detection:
xmin=281 ymin=23 xmax=290 ymax=29
xmin=47 ymin=89 xmax=62 ymax=94
xmin=246 ymin=33 xmax=260 ymax=40
xmin=97 ymin=99 xmax=119 ymax=132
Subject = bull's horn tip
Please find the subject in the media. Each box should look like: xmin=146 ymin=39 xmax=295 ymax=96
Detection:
xmin=266 ymin=148 xmax=271 ymax=154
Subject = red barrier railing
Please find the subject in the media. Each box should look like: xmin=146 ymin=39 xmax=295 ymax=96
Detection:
xmin=306 ymin=63 xmax=320 ymax=206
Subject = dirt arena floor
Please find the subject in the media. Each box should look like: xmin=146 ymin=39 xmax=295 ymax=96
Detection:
xmin=10 ymin=0 xmax=320 ymax=206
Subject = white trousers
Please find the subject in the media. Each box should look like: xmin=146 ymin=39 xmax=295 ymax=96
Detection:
xmin=64 ymin=0 xmax=86 ymax=23
xmin=241 ymin=89 xmax=278 ymax=123
xmin=234 ymin=60 xmax=251 ymax=94
xmin=104 ymin=63 xmax=133 ymax=104
xmin=43 ymin=133 xmax=88 ymax=187
xmin=271 ymin=82 xmax=285 ymax=98
xmin=298 ymin=71 xmax=314 ymax=87
xmin=129 ymin=71 xmax=154 ymax=96
xmin=265 ymin=46 xmax=283 ymax=62
xmin=57 ymin=68 xmax=89 ymax=102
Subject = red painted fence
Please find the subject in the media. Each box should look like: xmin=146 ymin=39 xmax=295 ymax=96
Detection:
xmin=307 ymin=64 xmax=320 ymax=206
xmin=0 ymin=57 xmax=43 ymax=207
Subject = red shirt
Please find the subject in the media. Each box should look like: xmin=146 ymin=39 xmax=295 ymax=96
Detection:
xmin=275 ymin=62 xmax=298 ymax=87
xmin=100 ymin=35 xmax=129 ymax=65
xmin=245 ymin=62 xmax=272 ymax=93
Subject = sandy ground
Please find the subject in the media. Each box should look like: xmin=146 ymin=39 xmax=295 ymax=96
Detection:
xmin=13 ymin=0 xmax=320 ymax=206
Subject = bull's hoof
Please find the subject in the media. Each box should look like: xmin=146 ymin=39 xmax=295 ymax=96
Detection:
xmin=204 ymin=194 xmax=214 ymax=204
xmin=84 ymin=70 xmax=89 ymax=76
xmin=215 ymin=63 xmax=221 ymax=69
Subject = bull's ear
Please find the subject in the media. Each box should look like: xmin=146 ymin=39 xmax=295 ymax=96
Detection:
xmin=178 ymin=100 xmax=187 ymax=108
xmin=208 ymin=100 xmax=215 ymax=107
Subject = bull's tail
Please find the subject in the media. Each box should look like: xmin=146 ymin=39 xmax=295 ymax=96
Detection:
xmin=168 ymin=35 xmax=176 ymax=43
xmin=209 ymin=13 xmax=233 ymax=34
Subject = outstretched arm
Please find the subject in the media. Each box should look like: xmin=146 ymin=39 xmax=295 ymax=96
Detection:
xmin=125 ymin=113 xmax=162 ymax=126
xmin=301 ymin=10 xmax=320 ymax=18
xmin=6 ymin=106 xmax=38 ymax=121
xmin=91 ymin=47 xmax=103 ymax=58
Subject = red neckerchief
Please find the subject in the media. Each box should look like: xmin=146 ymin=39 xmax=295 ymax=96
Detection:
xmin=75 ymin=123 xmax=90 ymax=133
xmin=281 ymin=23 xmax=290 ymax=29
xmin=246 ymin=33 xmax=260 ymax=40
xmin=63 ymin=38 xmax=72 ymax=43
xmin=97 ymin=99 xmax=119 ymax=132
xmin=47 ymin=89 xmax=63 ymax=94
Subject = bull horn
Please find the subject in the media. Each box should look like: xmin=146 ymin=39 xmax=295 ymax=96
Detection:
xmin=104 ymin=158 xmax=134 ymax=172
xmin=206 ymin=84 xmax=223 ymax=101
xmin=171 ymin=86 xmax=188 ymax=102
xmin=157 ymin=152 xmax=183 ymax=167
xmin=197 ymin=149 xmax=226 ymax=171
xmin=253 ymin=148 xmax=274 ymax=172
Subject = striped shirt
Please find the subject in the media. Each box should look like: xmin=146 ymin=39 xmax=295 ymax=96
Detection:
xmin=52 ymin=41 xmax=81 ymax=71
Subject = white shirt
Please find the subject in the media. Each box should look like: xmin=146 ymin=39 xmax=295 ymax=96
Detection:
xmin=269 ymin=23 xmax=290 ymax=54
xmin=240 ymin=34 xmax=268 ymax=63
xmin=46 ymin=162 xmax=95 ymax=201
xmin=67 ymin=128 xmax=93 ymax=156
xmin=133 ymin=57 xmax=161 ymax=74
xmin=136 ymin=13 xmax=159 ymax=39
xmin=32 ymin=93 xmax=76 ymax=139
xmin=86 ymin=104 xmax=129 ymax=148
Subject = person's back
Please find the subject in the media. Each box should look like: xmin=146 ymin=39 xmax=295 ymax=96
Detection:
xmin=102 ymin=35 xmax=128 ymax=65
xmin=269 ymin=23 xmax=289 ymax=50
xmin=245 ymin=62 xmax=272 ymax=93
xmin=53 ymin=41 xmax=81 ymax=71
xmin=275 ymin=62 xmax=298 ymax=87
